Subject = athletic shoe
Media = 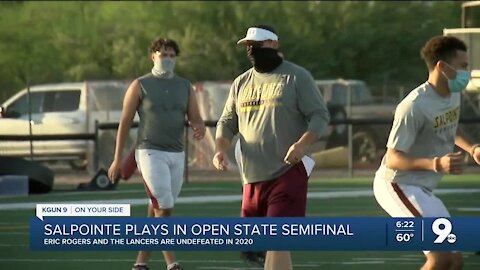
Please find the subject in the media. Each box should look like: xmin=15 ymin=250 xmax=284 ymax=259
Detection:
xmin=132 ymin=264 xmax=149 ymax=270
xmin=240 ymin=251 xmax=266 ymax=267
xmin=168 ymin=263 xmax=184 ymax=270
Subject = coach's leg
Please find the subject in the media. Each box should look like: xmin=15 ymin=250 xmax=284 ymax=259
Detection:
xmin=237 ymin=141 xmax=266 ymax=266
xmin=264 ymin=163 xmax=308 ymax=270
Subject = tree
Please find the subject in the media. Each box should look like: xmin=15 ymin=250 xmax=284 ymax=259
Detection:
xmin=0 ymin=1 xmax=463 ymax=103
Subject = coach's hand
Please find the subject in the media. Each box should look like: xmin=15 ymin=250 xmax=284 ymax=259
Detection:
xmin=108 ymin=159 xmax=121 ymax=182
xmin=284 ymin=142 xmax=305 ymax=165
xmin=213 ymin=151 xmax=229 ymax=171
xmin=438 ymin=151 xmax=464 ymax=174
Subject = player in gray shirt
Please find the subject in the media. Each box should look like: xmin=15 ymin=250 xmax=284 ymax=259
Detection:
xmin=374 ymin=35 xmax=480 ymax=270
xmin=108 ymin=37 xmax=205 ymax=270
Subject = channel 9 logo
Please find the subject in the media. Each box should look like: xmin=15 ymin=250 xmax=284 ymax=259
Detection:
xmin=432 ymin=218 xmax=456 ymax=244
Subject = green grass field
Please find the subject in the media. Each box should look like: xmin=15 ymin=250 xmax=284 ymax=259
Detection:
xmin=1 ymin=174 xmax=479 ymax=270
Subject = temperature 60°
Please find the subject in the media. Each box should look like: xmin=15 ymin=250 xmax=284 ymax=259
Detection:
xmin=396 ymin=233 xmax=414 ymax=242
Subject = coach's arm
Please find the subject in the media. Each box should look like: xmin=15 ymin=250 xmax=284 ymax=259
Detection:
xmin=213 ymin=81 xmax=239 ymax=171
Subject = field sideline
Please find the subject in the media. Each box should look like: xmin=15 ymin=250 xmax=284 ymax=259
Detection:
xmin=0 ymin=174 xmax=479 ymax=270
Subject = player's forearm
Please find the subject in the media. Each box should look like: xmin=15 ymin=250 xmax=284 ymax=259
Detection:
xmin=114 ymin=118 xmax=133 ymax=162
xmin=188 ymin=113 xmax=205 ymax=128
xmin=114 ymin=80 xmax=140 ymax=162
xmin=455 ymin=129 xmax=474 ymax=153
xmin=187 ymin=92 xmax=205 ymax=128
xmin=187 ymin=105 xmax=203 ymax=124
xmin=385 ymin=148 xmax=435 ymax=172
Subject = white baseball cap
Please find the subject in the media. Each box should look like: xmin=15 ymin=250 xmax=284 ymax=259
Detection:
xmin=237 ymin=27 xmax=279 ymax=44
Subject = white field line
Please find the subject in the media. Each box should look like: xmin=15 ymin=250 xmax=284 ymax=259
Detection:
xmin=0 ymin=258 xmax=437 ymax=266
xmin=0 ymin=188 xmax=479 ymax=211
xmin=457 ymin=207 xmax=480 ymax=212
xmin=0 ymin=187 xmax=236 ymax=198
xmin=341 ymin=261 xmax=386 ymax=264
xmin=353 ymin=257 xmax=418 ymax=261
xmin=2 ymin=256 xmax=480 ymax=267
xmin=0 ymin=187 xmax=363 ymax=199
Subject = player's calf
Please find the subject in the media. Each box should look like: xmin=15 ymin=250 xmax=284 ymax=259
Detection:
xmin=423 ymin=252 xmax=455 ymax=270
xmin=450 ymin=252 xmax=463 ymax=270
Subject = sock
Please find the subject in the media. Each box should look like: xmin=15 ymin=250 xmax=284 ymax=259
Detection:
xmin=134 ymin=263 xmax=147 ymax=267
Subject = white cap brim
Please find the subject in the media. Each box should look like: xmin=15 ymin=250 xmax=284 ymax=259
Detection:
xmin=237 ymin=27 xmax=278 ymax=44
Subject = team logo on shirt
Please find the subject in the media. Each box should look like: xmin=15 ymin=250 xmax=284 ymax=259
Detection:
xmin=239 ymin=82 xmax=284 ymax=112
xmin=433 ymin=106 xmax=460 ymax=133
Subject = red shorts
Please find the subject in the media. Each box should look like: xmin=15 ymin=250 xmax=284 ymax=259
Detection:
xmin=241 ymin=162 xmax=309 ymax=217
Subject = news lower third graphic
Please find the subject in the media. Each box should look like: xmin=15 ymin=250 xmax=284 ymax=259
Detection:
xmin=30 ymin=204 xmax=480 ymax=251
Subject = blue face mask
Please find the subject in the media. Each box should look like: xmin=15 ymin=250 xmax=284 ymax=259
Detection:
xmin=443 ymin=63 xmax=470 ymax=93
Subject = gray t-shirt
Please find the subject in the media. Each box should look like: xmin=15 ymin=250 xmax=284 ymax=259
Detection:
xmin=136 ymin=73 xmax=192 ymax=152
xmin=216 ymin=61 xmax=330 ymax=183
xmin=375 ymin=82 xmax=461 ymax=191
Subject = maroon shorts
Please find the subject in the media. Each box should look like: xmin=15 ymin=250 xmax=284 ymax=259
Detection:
xmin=241 ymin=162 xmax=309 ymax=217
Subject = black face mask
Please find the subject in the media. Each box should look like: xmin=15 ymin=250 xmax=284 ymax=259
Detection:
xmin=247 ymin=47 xmax=283 ymax=73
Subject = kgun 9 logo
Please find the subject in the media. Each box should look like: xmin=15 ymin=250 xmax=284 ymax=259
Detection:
xmin=432 ymin=218 xmax=456 ymax=244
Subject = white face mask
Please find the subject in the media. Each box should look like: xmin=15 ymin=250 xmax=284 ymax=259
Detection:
xmin=152 ymin=55 xmax=176 ymax=79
